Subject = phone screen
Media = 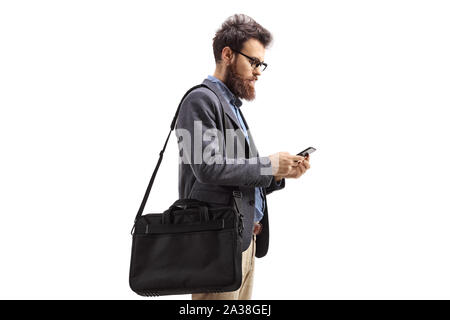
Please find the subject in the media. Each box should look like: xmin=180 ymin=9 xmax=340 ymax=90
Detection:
xmin=297 ymin=147 xmax=316 ymax=157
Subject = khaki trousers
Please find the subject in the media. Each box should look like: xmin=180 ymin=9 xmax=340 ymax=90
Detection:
xmin=192 ymin=234 xmax=256 ymax=300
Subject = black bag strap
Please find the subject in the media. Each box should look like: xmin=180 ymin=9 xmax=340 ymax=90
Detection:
xmin=134 ymin=84 xmax=215 ymax=222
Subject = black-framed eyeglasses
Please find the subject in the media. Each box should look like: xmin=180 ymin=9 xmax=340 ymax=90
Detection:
xmin=230 ymin=48 xmax=268 ymax=72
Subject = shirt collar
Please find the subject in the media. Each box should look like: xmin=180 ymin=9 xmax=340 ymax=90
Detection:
xmin=207 ymin=75 xmax=242 ymax=108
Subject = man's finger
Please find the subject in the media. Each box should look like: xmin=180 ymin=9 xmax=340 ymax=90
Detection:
xmin=299 ymin=163 xmax=306 ymax=174
xmin=292 ymin=155 xmax=305 ymax=163
xmin=304 ymin=160 xmax=310 ymax=170
xmin=296 ymin=167 xmax=303 ymax=178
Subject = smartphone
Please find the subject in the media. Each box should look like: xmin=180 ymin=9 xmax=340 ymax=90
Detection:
xmin=297 ymin=147 xmax=316 ymax=157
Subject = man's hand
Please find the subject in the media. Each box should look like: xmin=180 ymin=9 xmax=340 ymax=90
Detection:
xmin=269 ymin=152 xmax=305 ymax=180
xmin=269 ymin=152 xmax=311 ymax=180
xmin=285 ymin=155 xmax=311 ymax=178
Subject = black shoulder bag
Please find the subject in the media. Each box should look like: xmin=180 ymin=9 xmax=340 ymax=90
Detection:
xmin=129 ymin=84 xmax=244 ymax=297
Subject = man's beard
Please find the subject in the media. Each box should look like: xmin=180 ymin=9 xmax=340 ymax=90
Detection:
xmin=224 ymin=61 xmax=256 ymax=101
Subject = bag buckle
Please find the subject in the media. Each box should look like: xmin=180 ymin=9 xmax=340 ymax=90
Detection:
xmin=232 ymin=190 xmax=242 ymax=198
xmin=130 ymin=219 xmax=137 ymax=235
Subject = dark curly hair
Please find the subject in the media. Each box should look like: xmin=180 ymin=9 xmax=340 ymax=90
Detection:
xmin=212 ymin=14 xmax=273 ymax=64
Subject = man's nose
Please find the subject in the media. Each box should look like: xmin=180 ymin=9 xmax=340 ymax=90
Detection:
xmin=253 ymin=68 xmax=261 ymax=77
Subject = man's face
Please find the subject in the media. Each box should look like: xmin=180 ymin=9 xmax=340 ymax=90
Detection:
xmin=224 ymin=38 xmax=265 ymax=101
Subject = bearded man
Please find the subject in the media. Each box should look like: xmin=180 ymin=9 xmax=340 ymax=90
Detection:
xmin=175 ymin=14 xmax=311 ymax=300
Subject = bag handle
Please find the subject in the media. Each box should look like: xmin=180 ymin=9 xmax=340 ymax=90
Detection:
xmin=163 ymin=204 xmax=209 ymax=224
xmin=169 ymin=199 xmax=210 ymax=212
xmin=133 ymin=84 xmax=216 ymax=223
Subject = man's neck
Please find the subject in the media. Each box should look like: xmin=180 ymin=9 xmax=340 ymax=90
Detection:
xmin=212 ymin=70 xmax=225 ymax=83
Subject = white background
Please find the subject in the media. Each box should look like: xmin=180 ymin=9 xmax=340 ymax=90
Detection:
xmin=1 ymin=0 xmax=449 ymax=299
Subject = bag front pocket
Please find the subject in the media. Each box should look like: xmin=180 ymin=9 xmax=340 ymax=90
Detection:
xmin=129 ymin=228 xmax=241 ymax=295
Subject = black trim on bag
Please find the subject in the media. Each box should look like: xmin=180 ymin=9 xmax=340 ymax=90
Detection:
xmin=144 ymin=219 xmax=225 ymax=234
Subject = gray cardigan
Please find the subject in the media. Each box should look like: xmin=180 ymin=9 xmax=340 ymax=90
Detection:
xmin=175 ymin=78 xmax=285 ymax=257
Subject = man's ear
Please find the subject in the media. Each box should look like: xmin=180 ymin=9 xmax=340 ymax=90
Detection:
xmin=221 ymin=46 xmax=234 ymax=65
